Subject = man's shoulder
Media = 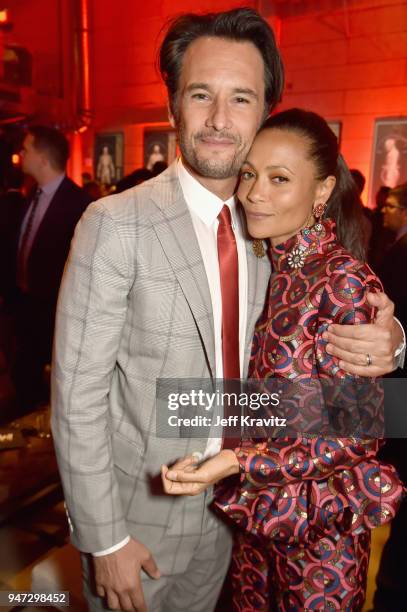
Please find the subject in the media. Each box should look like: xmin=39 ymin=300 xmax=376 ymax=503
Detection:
xmin=91 ymin=164 xmax=181 ymax=221
xmin=55 ymin=176 xmax=91 ymax=207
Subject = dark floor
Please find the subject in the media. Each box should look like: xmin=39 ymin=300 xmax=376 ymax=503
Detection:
xmin=0 ymin=500 xmax=68 ymax=611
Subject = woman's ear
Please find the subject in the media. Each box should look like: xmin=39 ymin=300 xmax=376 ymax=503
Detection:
xmin=316 ymin=175 xmax=336 ymax=203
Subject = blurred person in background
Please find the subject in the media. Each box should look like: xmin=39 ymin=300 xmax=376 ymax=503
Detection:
xmin=114 ymin=167 xmax=152 ymax=193
xmin=350 ymin=168 xmax=366 ymax=197
xmin=378 ymin=183 xmax=407 ymax=356
xmin=0 ymin=166 xmax=26 ymax=309
xmin=151 ymin=160 xmax=168 ymax=177
xmin=81 ymin=171 xmax=92 ymax=186
xmin=374 ymin=182 xmax=407 ymax=611
xmin=82 ymin=180 xmax=102 ymax=201
xmin=369 ymin=185 xmax=392 ymax=271
xmin=350 ymin=168 xmax=372 ymax=249
xmin=4 ymin=126 xmax=91 ymax=414
xmin=0 ymin=167 xmax=25 ymax=410
xmin=380 ymin=183 xmax=407 ymax=302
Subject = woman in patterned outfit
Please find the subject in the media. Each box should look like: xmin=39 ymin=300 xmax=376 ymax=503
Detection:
xmin=162 ymin=109 xmax=404 ymax=611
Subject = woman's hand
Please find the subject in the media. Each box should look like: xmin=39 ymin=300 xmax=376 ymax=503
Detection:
xmin=161 ymin=450 xmax=240 ymax=496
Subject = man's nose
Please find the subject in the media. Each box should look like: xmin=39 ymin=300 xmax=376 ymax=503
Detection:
xmin=205 ymin=98 xmax=232 ymax=132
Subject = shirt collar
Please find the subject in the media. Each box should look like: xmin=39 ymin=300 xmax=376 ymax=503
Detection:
xmin=40 ymin=173 xmax=65 ymax=196
xmin=177 ymin=158 xmax=236 ymax=227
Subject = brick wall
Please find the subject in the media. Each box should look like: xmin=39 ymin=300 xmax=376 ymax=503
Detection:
xmin=86 ymin=0 xmax=406 ymax=202
xmin=279 ymin=1 xmax=407 ymax=203
xmin=7 ymin=0 xmax=407 ymax=200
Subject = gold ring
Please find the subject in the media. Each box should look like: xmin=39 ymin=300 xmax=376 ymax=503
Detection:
xmin=366 ymin=353 xmax=372 ymax=366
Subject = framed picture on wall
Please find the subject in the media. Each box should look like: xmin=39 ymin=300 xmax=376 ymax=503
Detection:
xmin=369 ymin=117 xmax=407 ymax=206
xmin=144 ymin=128 xmax=177 ymax=171
xmin=94 ymin=132 xmax=124 ymax=185
xmin=327 ymin=121 xmax=342 ymax=146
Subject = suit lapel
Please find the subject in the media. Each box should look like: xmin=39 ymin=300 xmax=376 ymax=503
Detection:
xmin=149 ymin=164 xmax=216 ymax=377
xmin=31 ymin=177 xmax=68 ymax=250
xmin=243 ymin=238 xmax=270 ymax=376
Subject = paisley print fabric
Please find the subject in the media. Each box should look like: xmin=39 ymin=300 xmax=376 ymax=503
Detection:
xmin=229 ymin=529 xmax=370 ymax=611
xmin=214 ymin=219 xmax=405 ymax=610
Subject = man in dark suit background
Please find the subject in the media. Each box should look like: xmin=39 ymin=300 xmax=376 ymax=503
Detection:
xmin=374 ymin=182 xmax=407 ymax=611
xmin=378 ymin=182 xmax=407 ymax=336
xmin=0 ymin=167 xmax=26 ymax=304
xmin=0 ymin=126 xmax=91 ymax=414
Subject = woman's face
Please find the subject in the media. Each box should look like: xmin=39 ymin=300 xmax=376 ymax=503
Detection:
xmin=237 ymin=128 xmax=335 ymax=245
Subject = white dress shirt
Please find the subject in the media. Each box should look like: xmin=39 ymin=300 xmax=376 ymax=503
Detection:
xmin=94 ymin=159 xmax=248 ymax=556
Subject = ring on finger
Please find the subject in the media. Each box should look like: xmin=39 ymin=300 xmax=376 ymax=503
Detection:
xmin=366 ymin=353 xmax=372 ymax=366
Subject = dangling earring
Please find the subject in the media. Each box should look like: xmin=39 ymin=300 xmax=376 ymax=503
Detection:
xmin=252 ymin=239 xmax=266 ymax=258
xmin=287 ymin=202 xmax=326 ymax=270
xmin=312 ymin=201 xmax=326 ymax=231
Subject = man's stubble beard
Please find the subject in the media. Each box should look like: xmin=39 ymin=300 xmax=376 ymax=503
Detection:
xmin=177 ymin=122 xmax=250 ymax=180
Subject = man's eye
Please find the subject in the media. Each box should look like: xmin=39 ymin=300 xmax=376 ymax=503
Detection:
xmin=235 ymin=97 xmax=250 ymax=104
xmin=240 ymin=171 xmax=255 ymax=180
xmin=192 ymin=93 xmax=208 ymax=100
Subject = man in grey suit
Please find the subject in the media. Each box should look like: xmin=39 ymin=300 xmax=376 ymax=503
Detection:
xmin=52 ymin=8 xmax=404 ymax=612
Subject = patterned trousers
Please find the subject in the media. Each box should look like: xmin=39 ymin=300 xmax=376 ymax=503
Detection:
xmin=230 ymin=529 xmax=371 ymax=611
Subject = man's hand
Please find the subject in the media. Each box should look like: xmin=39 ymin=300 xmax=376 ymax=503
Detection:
xmin=323 ymin=291 xmax=402 ymax=376
xmin=161 ymin=450 xmax=240 ymax=496
xmin=93 ymin=537 xmax=160 ymax=611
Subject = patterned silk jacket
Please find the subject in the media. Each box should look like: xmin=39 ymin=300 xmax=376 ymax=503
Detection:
xmin=215 ymin=218 xmax=404 ymax=545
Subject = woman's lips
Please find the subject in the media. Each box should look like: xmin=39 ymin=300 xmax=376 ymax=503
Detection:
xmin=245 ymin=211 xmax=273 ymax=220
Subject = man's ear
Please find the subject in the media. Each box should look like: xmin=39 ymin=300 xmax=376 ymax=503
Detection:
xmin=40 ymin=152 xmax=50 ymax=170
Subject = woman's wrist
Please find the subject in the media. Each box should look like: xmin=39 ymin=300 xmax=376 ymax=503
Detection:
xmin=220 ymin=449 xmax=240 ymax=476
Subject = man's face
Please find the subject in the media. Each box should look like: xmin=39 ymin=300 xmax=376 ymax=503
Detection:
xmin=171 ymin=37 xmax=266 ymax=181
xmin=382 ymin=194 xmax=407 ymax=232
xmin=20 ymin=134 xmax=43 ymax=178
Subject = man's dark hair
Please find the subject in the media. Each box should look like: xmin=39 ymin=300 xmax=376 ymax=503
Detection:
xmin=389 ymin=182 xmax=407 ymax=210
xmin=28 ymin=126 xmax=70 ymax=171
xmin=159 ymin=8 xmax=284 ymax=119
xmin=375 ymin=185 xmax=390 ymax=210
xmin=115 ymin=168 xmax=153 ymax=193
xmin=350 ymin=169 xmax=366 ymax=196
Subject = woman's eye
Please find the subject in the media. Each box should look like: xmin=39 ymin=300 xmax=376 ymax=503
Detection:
xmin=240 ymin=171 xmax=255 ymax=180
xmin=272 ymin=176 xmax=288 ymax=183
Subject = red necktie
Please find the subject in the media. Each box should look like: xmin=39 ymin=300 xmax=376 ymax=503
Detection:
xmin=217 ymin=205 xmax=240 ymax=449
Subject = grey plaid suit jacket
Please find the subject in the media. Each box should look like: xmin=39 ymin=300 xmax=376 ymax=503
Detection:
xmin=51 ymin=161 xmax=270 ymax=556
